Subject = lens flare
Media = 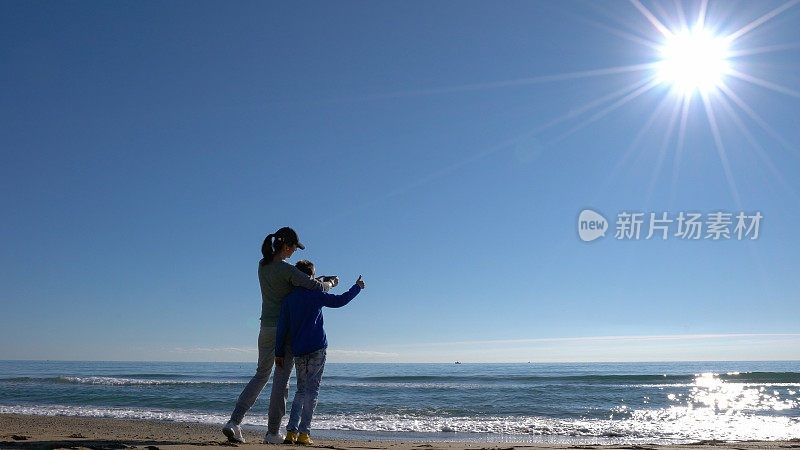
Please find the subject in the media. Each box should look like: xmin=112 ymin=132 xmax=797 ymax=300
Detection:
xmin=658 ymin=28 xmax=730 ymax=94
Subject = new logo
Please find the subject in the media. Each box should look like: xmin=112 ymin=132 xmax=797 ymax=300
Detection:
xmin=578 ymin=209 xmax=608 ymax=242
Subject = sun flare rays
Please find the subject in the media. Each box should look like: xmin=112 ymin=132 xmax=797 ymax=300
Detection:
xmin=599 ymin=0 xmax=799 ymax=208
xmin=571 ymin=0 xmax=799 ymax=209
xmin=327 ymin=0 xmax=800 ymax=220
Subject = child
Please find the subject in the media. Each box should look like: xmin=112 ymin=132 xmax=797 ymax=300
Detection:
xmin=274 ymin=260 xmax=365 ymax=445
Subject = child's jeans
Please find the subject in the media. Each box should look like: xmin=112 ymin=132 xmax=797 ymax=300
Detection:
xmin=287 ymin=347 xmax=327 ymax=435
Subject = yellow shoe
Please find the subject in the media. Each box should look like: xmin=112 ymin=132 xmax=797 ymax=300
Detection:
xmin=283 ymin=431 xmax=298 ymax=444
xmin=297 ymin=433 xmax=313 ymax=445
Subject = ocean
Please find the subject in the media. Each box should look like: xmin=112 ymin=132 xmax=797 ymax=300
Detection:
xmin=1 ymin=360 xmax=799 ymax=444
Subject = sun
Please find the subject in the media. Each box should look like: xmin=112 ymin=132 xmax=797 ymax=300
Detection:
xmin=657 ymin=28 xmax=731 ymax=95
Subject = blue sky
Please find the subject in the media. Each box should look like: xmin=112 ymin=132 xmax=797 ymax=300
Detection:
xmin=1 ymin=0 xmax=799 ymax=362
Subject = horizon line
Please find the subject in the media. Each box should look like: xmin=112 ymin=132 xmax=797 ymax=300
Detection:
xmin=2 ymin=358 xmax=799 ymax=364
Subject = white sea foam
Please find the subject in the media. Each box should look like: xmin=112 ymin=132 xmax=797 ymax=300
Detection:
xmin=311 ymin=410 xmax=800 ymax=441
xmin=2 ymin=403 xmax=799 ymax=442
xmin=56 ymin=376 xmax=243 ymax=386
xmin=324 ymin=381 xmax=487 ymax=389
xmin=7 ymin=375 xmax=798 ymax=390
xmin=628 ymin=382 xmax=800 ymax=388
xmin=0 ymin=404 xmax=230 ymax=424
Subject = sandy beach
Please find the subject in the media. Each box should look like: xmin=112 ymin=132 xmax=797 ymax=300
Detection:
xmin=1 ymin=414 xmax=797 ymax=450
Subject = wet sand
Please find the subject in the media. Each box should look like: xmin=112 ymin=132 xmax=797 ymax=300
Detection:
xmin=1 ymin=413 xmax=797 ymax=449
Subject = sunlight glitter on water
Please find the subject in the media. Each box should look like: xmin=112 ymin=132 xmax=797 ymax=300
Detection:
xmin=686 ymin=373 xmax=798 ymax=412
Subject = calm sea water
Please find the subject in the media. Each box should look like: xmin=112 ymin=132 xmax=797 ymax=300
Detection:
xmin=1 ymin=360 xmax=799 ymax=444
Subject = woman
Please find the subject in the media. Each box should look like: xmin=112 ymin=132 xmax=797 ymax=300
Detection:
xmin=223 ymin=226 xmax=337 ymax=444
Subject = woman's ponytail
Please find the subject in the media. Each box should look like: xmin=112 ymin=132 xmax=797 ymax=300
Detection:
xmin=260 ymin=233 xmax=276 ymax=265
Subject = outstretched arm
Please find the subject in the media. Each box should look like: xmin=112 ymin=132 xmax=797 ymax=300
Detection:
xmin=315 ymin=282 xmax=362 ymax=309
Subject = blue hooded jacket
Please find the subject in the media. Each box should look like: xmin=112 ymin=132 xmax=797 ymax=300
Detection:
xmin=275 ymin=283 xmax=362 ymax=357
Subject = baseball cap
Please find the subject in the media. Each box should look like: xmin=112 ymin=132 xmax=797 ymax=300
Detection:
xmin=274 ymin=226 xmax=305 ymax=250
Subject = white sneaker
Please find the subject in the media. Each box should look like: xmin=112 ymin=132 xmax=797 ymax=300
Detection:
xmin=222 ymin=420 xmax=245 ymax=443
xmin=264 ymin=431 xmax=285 ymax=444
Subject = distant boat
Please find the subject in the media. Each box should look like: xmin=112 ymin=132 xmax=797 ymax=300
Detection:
xmin=454 ymin=361 xmax=461 ymax=364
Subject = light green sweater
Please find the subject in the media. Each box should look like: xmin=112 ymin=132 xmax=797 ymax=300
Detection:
xmin=258 ymin=260 xmax=331 ymax=327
